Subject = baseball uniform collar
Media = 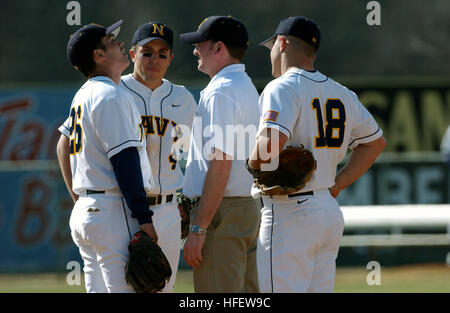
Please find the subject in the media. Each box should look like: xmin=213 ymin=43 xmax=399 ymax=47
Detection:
xmin=125 ymin=73 xmax=170 ymax=95
xmin=285 ymin=67 xmax=327 ymax=82
xmin=88 ymin=76 xmax=116 ymax=85
xmin=211 ymin=63 xmax=245 ymax=81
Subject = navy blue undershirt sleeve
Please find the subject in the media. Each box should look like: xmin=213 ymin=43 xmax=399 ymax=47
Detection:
xmin=109 ymin=147 xmax=153 ymax=225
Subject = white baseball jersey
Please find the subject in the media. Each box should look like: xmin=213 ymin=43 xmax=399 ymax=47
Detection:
xmin=120 ymin=74 xmax=197 ymax=195
xmin=256 ymin=67 xmax=382 ymax=293
xmin=258 ymin=68 xmax=383 ymax=192
xmin=58 ymin=76 xmax=152 ymax=195
xmin=182 ymin=64 xmax=260 ymax=198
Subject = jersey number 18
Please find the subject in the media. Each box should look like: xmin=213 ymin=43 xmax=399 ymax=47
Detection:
xmin=311 ymin=98 xmax=346 ymax=148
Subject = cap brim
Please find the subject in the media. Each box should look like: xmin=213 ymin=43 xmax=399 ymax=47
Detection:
xmin=106 ymin=20 xmax=123 ymax=38
xmin=137 ymin=37 xmax=172 ymax=48
xmin=259 ymin=35 xmax=277 ymax=49
xmin=180 ymin=32 xmax=207 ymax=44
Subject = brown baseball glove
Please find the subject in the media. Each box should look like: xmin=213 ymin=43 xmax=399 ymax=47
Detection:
xmin=176 ymin=192 xmax=199 ymax=239
xmin=125 ymin=231 xmax=172 ymax=293
xmin=246 ymin=145 xmax=317 ymax=196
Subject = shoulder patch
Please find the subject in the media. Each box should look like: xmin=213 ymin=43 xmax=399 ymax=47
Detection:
xmin=264 ymin=110 xmax=279 ymax=122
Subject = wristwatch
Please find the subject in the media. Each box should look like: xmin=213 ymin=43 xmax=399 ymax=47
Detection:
xmin=190 ymin=224 xmax=207 ymax=235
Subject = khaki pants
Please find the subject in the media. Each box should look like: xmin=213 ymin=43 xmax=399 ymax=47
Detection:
xmin=190 ymin=197 xmax=261 ymax=293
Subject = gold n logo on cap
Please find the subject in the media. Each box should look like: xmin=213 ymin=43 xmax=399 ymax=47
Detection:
xmin=152 ymin=24 xmax=164 ymax=36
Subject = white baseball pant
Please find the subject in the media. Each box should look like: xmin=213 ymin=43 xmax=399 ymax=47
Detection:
xmin=149 ymin=200 xmax=181 ymax=293
xmin=70 ymin=193 xmax=181 ymax=293
xmin=70 ymin=193 xmax=138 ymax=293
xmin=257 ymin=189 xmax=345 ymax=293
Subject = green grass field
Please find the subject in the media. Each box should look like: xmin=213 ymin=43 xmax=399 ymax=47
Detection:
xmin=0 ymin=264 xmax=449 ymax=293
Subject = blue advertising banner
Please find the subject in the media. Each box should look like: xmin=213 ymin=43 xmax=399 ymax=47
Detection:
xmin=0 ymin=87 xmax=79 ymax=271
xmin=0 ymin=85 xmax=448 ymax=271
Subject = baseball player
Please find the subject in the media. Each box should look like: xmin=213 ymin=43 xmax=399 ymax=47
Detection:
xmin=179 ymin=16 xmax=261 ymax=293
xmin=247 ymin=16 xmax=387 ymax=292
xmin=56 ymin=20 xmax=156 ymax=293
xmin=119 ymin=22 xmax=197 ymax=292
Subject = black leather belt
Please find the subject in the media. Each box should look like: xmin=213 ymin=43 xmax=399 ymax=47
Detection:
xmin=288 ymin=191 xmax=313 ymax=198
xmin=86 ymin=190 xmax=105 ymax=195
xmin=147 ymin=194 xmax=174 ymax=206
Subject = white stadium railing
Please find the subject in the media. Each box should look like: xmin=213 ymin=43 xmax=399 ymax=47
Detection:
xmin=340 ymin=205 xmax=450 ymax=247
xmin=1 ymin=160 xmax=449 ymax=248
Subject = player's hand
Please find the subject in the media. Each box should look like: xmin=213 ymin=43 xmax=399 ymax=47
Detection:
xmin=140 ymin=223 xmax=158 ymax=242
xmin=183 ymin=232 xmax=205 ymax=269
xmin=329 ymin=184 xmax=341 ymax=198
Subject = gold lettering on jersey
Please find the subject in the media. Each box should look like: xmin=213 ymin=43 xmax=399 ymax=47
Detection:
xmin=152 ymin=24 xmax=164 ymax=36
xmin=139 ymin=123 xmax=144 ymax=142
xmin=171 ymin=121 xmax=180 ymax=143
xmin=154 ymin=117 xmax=170 ymax=136
xmin=331 ymin=108 xmax=340 ymax=119
xmin=70 ymin=105 xmax=83 ymax=155
xmin=324 ymin=98 xmax=346 ymax=149
xmin=168 ymin=154 xmax=177 ymax=170
xmin=311 ymin=98 xmax=326 ymax=148
xmin=141 ymin=115 xmax=154 ymax=134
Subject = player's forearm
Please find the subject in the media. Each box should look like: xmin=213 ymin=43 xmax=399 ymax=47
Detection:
xmin=334 ymin=136 xmax=387 ymax=192
xmin=56 ymin=134 xmax=78 ymax=203
xmin=249 ymin=128 xmax=288 ymax=169
xmin=192 ymin=155 xmax=232 ymax=229
xmin=110 ymin=147 xmax=154 ymax=225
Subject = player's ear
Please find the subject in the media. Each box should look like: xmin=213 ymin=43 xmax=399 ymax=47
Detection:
xmin=93 ymin=48 xmax=106 ymax=63
xmin=279 ymin=37 xmax=287 ymax=53
xmin=129 ymin=49 xmax=135 ymax=62
xmin=214 ymin=41 xmax=223 ymax=55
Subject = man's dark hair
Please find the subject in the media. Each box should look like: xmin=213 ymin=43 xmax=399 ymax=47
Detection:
xmin=226 ymin=45 xmax=246 ymax=61
xmin=211 ymin=40 xmax=246 ymax=61
xmin=77 ymin=39 xmax=107 ymax=78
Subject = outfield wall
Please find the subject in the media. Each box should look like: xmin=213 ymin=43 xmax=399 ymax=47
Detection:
xmin=0 ymin=82 xmax=449 ymax=271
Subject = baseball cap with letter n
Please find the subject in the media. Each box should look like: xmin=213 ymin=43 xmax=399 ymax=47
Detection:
xmin=131 ymin=22 xmax=174 ymax=49
xmin=260 ymin=16 xmax=321 ymax=50
xmin=67 ymin=20 xmax=123 ymax=70
xmin=180 ymin=16 xmax=249 ymax=49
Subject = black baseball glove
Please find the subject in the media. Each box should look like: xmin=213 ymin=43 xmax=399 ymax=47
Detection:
xmin=176 ymin=192 xmax=199 ymax=239
xmin=125 ymin=231 xmax=172 ymax=293
xmin=246 ymin=145 xmax=317 ymax=196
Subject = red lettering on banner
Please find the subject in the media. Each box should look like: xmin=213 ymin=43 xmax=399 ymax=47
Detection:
xmin=9 ymin=121 xmax=45 ymax=160
xmin=52 ymin=196 xmax=73 ymax=247
xmin=0 ymin=98 xmax=32 ymax=114
xmin=0 ymin=97 xmax=60 ymax=160
xmin=46 ymin=127 xmax=61 ymax=160
xmin=15 ymin=178 xmax=50 ymax=245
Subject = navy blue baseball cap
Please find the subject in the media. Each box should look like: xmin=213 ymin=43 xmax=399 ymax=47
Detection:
xmin=180 ymin=16 xmax=249 ymax=49
xmin=260 ymin=16 xmax=320 ymax=50
xmin=131 ymin=22 xmax=174 ymax=49
xmin=66 ymin=20 xmax=123 ymax=69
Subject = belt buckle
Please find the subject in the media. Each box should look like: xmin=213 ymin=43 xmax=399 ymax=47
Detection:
xmin=147 ymin=194 xmax=174 ymax=206
xmin=147 ymin=195 xmax=162 ymax=206
xmin=86 ymin=190 xmax=105 ymax=195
